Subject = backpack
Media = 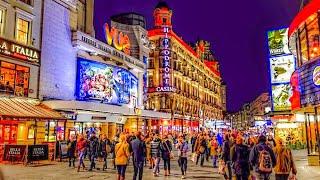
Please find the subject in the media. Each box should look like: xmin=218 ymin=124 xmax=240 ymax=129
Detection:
xmin=257 ymin=145 xmax=272 ymax=173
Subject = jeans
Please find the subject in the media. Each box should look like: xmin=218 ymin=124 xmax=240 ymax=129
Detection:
xmin=69 ymin=156 xmax=75 ymax=167
xmin=226 ymin=161 xmax=232 ymax=180
xmin=275 ymin=174 xmax=290 ymax=180
xmin=133 ymin=161 xmax=144 ymax=180
xmin=163 ymin=159 xmax=171 ymax=171
xmin=212 ymin=155 xmax=218 ymax=167
xmin=179 ymin=157 xmax=188 ymax=175
xmin=196 ymin=153 xmax=205 ymax=166
xmin=117 ymin=165 xmax=127 ymax=177
xmin=256 ymin=173 xmax=271 ymax=180
xmin=89 ymin=155 xmax=96 ymax=170
xmin=78 ymin=151 xmax=85 ymax=168
xmin=153 ymin=157 xmax=160 ymax=174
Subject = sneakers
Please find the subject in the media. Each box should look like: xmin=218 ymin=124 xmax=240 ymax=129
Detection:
xmin=181 ymin=175 xmax=185 ymax=179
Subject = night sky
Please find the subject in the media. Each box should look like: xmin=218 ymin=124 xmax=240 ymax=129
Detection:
xmin=94 ymin=0 xmax=301 ymax=112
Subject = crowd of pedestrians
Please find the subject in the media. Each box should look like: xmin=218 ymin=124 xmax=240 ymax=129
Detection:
xmin=64 ymin=129 xmax=297 ymax=180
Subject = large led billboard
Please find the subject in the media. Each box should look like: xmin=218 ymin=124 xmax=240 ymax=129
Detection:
xmin=269 ymin=54 xmax=295 ymax=84
xmin=76 ymin=58 xmax=138 ymax=106
xmin=267 ymin=28 xmax=291 ymax=56
xmin=271 ymin=84 xmax=291 ymax=111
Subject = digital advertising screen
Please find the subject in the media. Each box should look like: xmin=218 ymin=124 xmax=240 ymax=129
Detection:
xmin=269 ymin=54 xmax=295 ymax=84
xmin=267 ymin=28 xmax=291 ymax=56
xmin=76 ymin=58 xmax=138 ymax=106
xmin=271 ymin=83 xmax=291 ymax=111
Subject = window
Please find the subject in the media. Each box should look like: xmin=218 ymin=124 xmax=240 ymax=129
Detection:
xmin=16 ymin=18 xmax=30 ymax=44
xmin=148 ymin=74 xmax=153 ymax=87
xmin=18 ymin=0 xmax=33 ymax=6
xmin=0 ymin=61 xmax=29 ymax=97
xmin=148 ymin=58 xmax=154 ymax=68
xmin=0 ymin=8 xmax=5 ymax=35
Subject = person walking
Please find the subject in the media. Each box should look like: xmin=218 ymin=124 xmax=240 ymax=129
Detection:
xmin=210 ymin=137 xmax=219 ymax=168
xmin=145 ymin=134 xmax=153 ymax=169
xmin=231 ymin=136 xmax=250 ymax=180
xmin=191 ymin=134 xmax=197 ymax=153
xmin=88 ymin=132 xmax=99 ymax=171
xmin=249 ymin=135 xmax=276 ymax=180
xmin=222 ymin=134 xmax=232 ymax=180
xmin=177 ymin=134 xmax=189 ymax=179
xmin=161 ymin=134 xmax=173 ymax=176
xmin=99 ymin=134 xmax=110 ymax=170
xmin=150 ymin=133 xmax=162 ymax=177
xmin=195 ymin=135 xmax=207 ymax=166
xmin=273 ymin=138 xmax=297 ymax=180
xmin=76 ymin=135 xmax=87 ymax=172
xmin=130 ymin=131 xmax=146 ymax=180
xmin=67 ymin=135 xmax=77 ymax=168
xmin=115 ymin=134 xmax=130 ymax=180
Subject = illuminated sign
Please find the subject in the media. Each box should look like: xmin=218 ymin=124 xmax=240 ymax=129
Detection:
xmin=313 ymin=66 xmax=320 ymax=86
xmin=269 ymin=55 xmax=295 ymax=84
xmin=0 ymin=37 xmax=40 ymax=63
xmin=104 ymin=23 xmax=131 ymax=55
xmin=76 ymin=58 xmax=138 ymax=106
xmin=267 ymin=28 xmax=291 ymax=56
xmin=271 ymin=84 xmax=291 ymax=111
xmin=158 ymin=26 xmax=175 ymax=92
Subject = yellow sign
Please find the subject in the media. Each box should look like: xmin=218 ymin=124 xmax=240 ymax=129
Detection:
xmin=104 ymin=23 xmax=131 ymax=55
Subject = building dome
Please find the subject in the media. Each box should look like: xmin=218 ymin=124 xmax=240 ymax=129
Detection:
xmin=155 ymin=1 xmax=170 ymax=10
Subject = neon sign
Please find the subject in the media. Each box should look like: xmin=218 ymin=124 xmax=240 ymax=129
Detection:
xmin=156 ymin=26 xmax=175 ymax=92
xmin=104 ymin=23 xmax=131 ymax=55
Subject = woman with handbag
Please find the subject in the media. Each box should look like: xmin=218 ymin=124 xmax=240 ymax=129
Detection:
xmin=161 ymin=134 xmax=173 ymax=176
xmin=115 ymin=134 xmax=130 ymax=180
xmin=177 ymin=134 xmax=189 ymax=179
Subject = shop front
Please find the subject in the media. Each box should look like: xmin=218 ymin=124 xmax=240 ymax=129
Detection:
xmin=288 ymin=0 xmax=320 ymax=165
xmin=0 ymin=97 xmax=65 ymax=162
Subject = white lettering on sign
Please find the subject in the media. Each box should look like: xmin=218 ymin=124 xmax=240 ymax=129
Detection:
xmin=156 ymin=86 xmax=176 ymax=92
xmin=160 ymin=26 xmax=172 ymax=89
xmin=8 ymin=148 xmax=21 ymax=155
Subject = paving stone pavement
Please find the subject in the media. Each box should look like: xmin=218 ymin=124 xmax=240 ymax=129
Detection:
xmin=0 ymin=149 xmax=319 ymax=180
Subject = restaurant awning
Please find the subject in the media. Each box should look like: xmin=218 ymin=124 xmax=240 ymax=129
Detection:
xmin=0 ymin=97 xmax=65 ymax=119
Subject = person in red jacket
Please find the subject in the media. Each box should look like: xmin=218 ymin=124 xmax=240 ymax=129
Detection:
xmin=77 ymin=135 xmax=87 ymax=172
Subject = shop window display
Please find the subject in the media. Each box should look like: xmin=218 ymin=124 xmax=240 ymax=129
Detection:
xmin=275 ymin=122 xmax=306 ymax=150
xmin=45 ymin=121 xmax=65 ymax=142
xmin=0 ymin=61 xmax=29 ymax=97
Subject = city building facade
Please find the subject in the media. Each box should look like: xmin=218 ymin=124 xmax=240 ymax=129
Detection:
xmin=288 ymin=0 xmax=320 ymax=165
xmin=146 ymin=2 xmax=224 ymax=133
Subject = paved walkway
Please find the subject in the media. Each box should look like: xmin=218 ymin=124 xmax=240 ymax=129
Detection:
xmin=0 ymin=149 xmax=319 ymax=179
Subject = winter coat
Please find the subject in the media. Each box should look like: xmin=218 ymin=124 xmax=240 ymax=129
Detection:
xmin=222 ymin=140 xmax=231 ymax=162
xmin=249 ymin=142 xmax=277 ymax=173
xmin=177 ymin=141 xmax=188 ymax=158
xmin=77 ymin=138 xmax=87 ymax=153
xmin=88 ymin=136 xmax=99 ymax=157
xmin=130 ymin=138 xmax=146 ymax=164
xmin=273 ymin=146 xmax=297 ymax=175
xmin=232 ymin=144 xmax=250 ymax=175
xmin=67 ymin=140 xmax=77 ymax=157
xmin=161 ymin=139 xmax=172 ymax=160
xmin=115 ymin=142 xmax=130 ymax=165
xmin=210 ymin=140 xmax=218 ymax=156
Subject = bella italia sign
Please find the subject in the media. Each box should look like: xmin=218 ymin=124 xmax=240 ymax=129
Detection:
xmin=0 ymin=37 xmax=40 ymax=63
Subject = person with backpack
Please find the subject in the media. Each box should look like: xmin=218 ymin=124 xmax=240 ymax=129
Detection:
xmin=249 ymin=135 xmax=276 ymax=180
xmin=161 ymin=134 xmax=173 ymax=176
xmin=130 ymin=131 xmax=146 ymax=180
xmin=177 ymin=134 xmax=189 ymax=179
xmin=150 ymin=133 xmax=162 ymax=177
xmin=231 ymin=136 xmax=250 ymax=180
xmin=273 ymin=138 xmax=297 ymax=180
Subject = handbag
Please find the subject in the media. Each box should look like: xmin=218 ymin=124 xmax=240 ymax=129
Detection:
xmin=164 ymin=141 xmax=174 ymax=159
xmin=191 ymin=153 xmax=197 ymax=162
xmin=218 ymin=160 xmax=226 ymax=174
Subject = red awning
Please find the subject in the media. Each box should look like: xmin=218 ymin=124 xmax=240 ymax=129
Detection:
xmin=288 ymin=0 xmax=320 ymax=37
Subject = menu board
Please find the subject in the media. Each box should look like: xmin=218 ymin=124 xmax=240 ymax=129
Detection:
xmin=27 ymin=145 xmax=49 ymax=161
xmin=3 ymin=145 xmax=26 ymax=162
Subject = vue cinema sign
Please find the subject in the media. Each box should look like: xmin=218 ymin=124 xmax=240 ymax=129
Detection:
xmin=104 ymin=23 xmax=131 ymax=55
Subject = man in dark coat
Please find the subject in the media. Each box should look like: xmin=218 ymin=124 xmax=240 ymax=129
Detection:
xmin=88 ymin=132 xmax=99 ymax=171
xmin=130 ymin=131 xmax=146 ymax=180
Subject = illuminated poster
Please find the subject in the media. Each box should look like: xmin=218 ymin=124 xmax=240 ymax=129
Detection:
xmin=271 ymin=84 xmax=291 ymax=111
xmin=267 ymin=28 xmax=291 ymax=56
xmin=269 ymin=55 xmax=295 ymax=84
xmin=76 ymin=58 xmax=138 ymax=106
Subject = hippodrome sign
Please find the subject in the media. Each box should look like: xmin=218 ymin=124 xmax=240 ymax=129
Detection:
xmin=104 ymin=23 xmax=131 ymax=55
xmin=160 ymin=27 xmax=171 ymax=87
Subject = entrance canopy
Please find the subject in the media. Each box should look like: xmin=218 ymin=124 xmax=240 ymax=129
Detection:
xmin=0 ymin=97 xmax=64 ymax=119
